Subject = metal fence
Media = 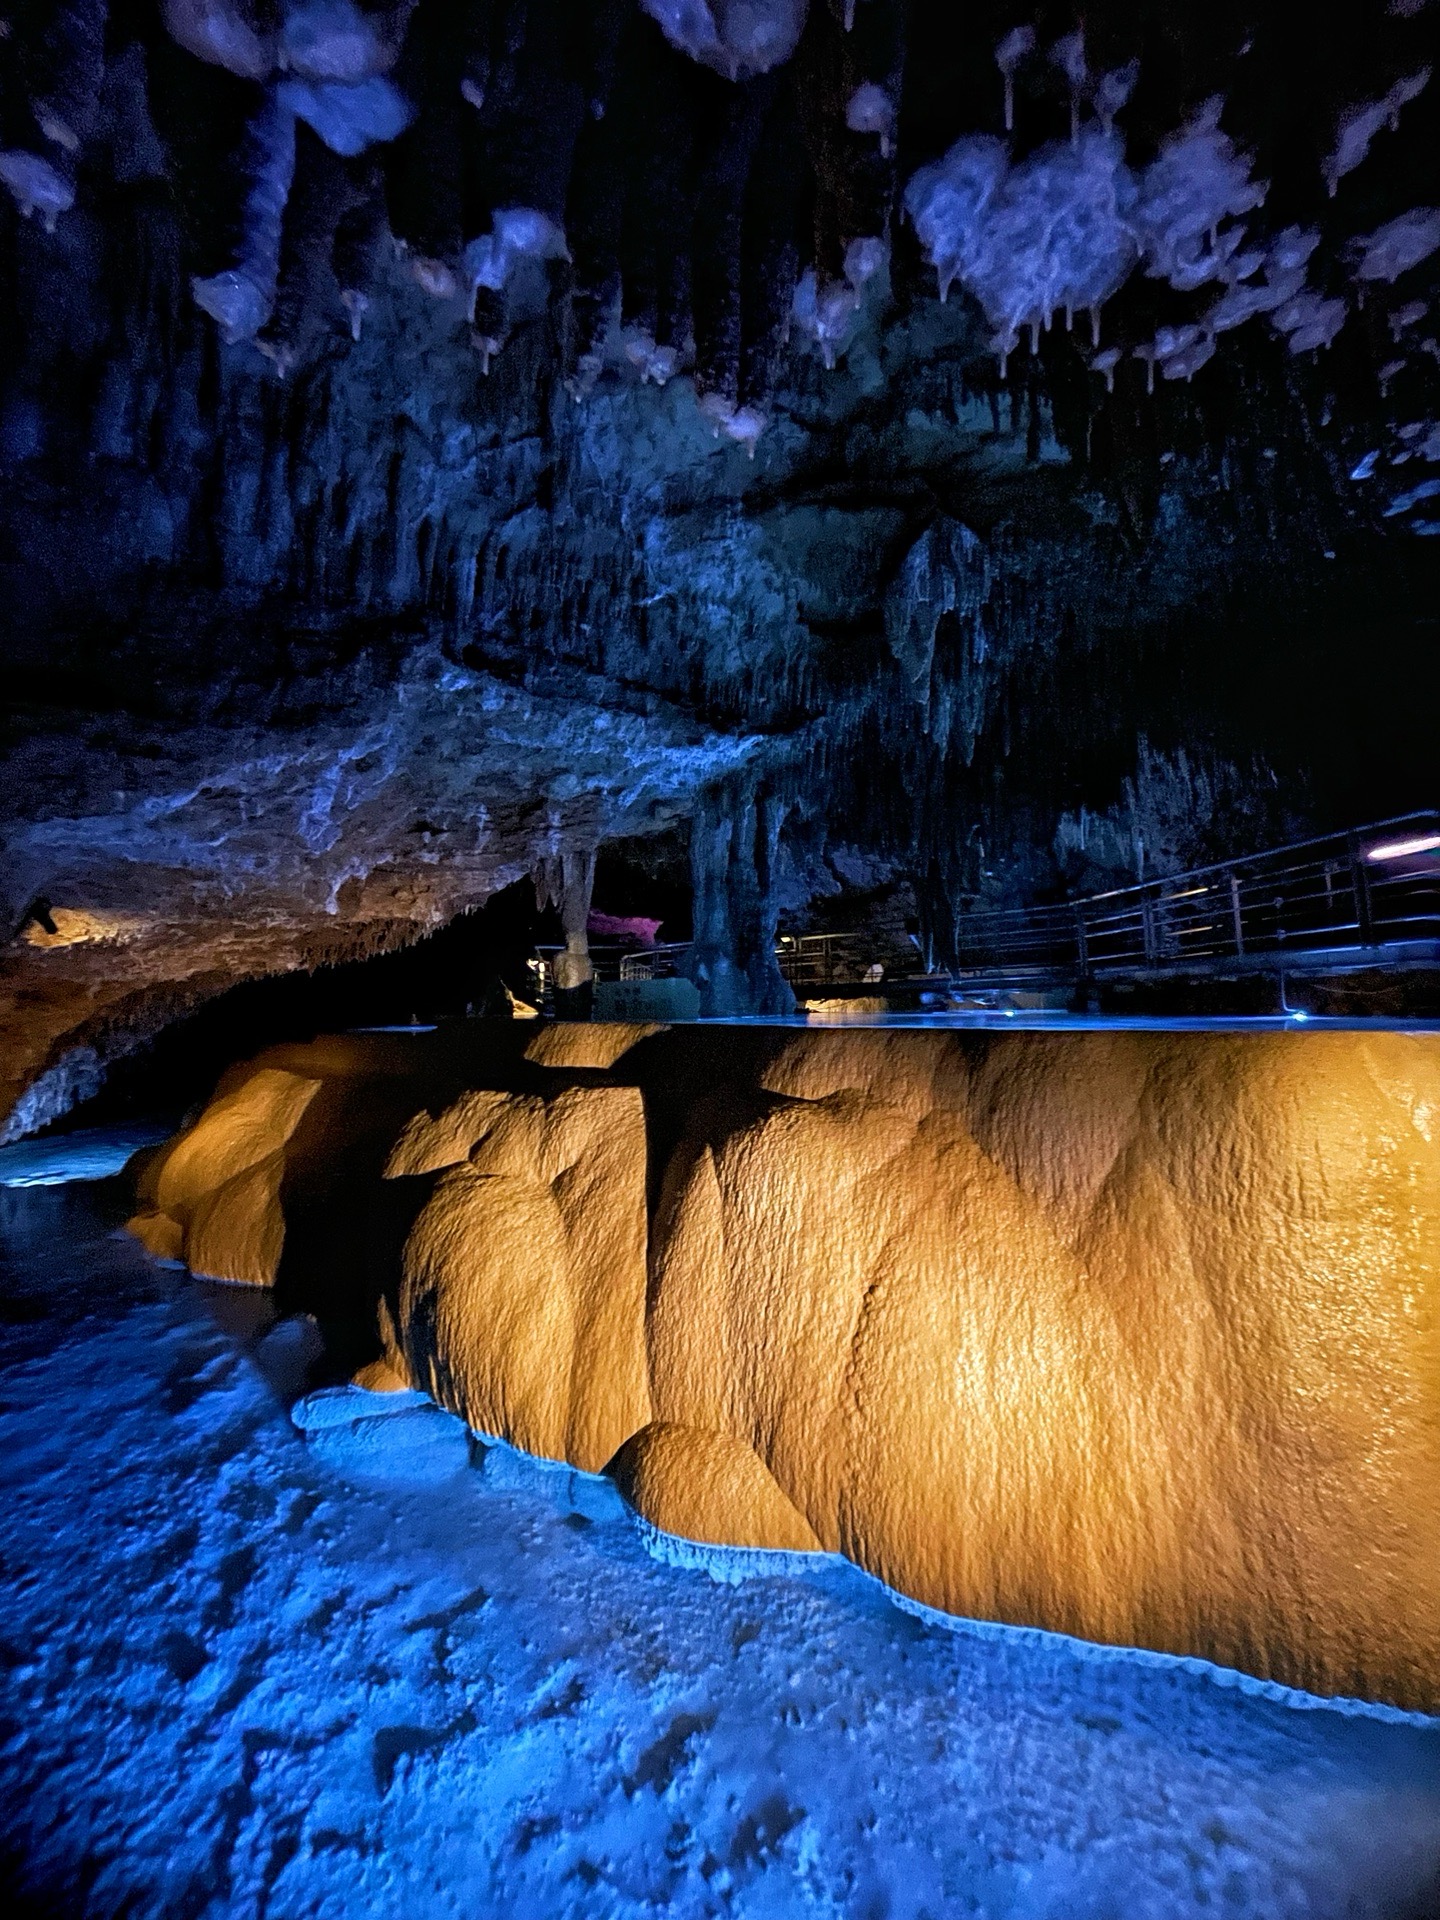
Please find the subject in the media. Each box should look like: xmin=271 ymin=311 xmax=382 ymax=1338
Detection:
xmin=533 ymin=941 xmax=693 ymax=994
xmin=774 ymin=932 xmax=884 ymax=989
xmin=948 ymin=812 xmax=1440 ymax=980
xmin=617 ymin=942 xmax=692 ymax=981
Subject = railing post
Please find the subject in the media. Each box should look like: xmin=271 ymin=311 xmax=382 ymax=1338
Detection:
xmin=1075 ymin=909 xmax=1088 ymax=975
xmin=1348 ymin=831 xmax=1373 ymax=943
xmin=1230 ymin=873 xmax=1244 ymax=956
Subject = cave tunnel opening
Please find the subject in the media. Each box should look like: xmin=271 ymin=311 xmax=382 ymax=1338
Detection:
xmin=29 ymin=839 xmax=697 ymax=1139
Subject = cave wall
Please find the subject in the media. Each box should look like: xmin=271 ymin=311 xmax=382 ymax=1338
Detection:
xmin=2 ymin=0 xmax=1438 ymax=1125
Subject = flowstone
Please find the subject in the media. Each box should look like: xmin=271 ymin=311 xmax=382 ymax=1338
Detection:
xmin=128 ymin=1020 xmax=1440 ymax=1712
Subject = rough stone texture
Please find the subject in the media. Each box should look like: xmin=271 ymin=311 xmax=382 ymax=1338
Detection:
xmin=395 ymin=1081 xmax=652 ymax=1472
xmin=4 ymin=2 xmax=1438 ymax=1129
xmin=129 ymin=1021 xmax=1440 ymax=1711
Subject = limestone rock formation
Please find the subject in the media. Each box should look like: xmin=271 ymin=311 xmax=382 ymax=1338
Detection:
xmin=389 ymin=1081 xmax=652 ymax=1473
xmin=129 ymin=1022 xmax=1440 ymax=1710
xmin=130 ymin=1062 xmax=323 ymax=1285
xmin=4 ymin=2 xmax=1438 ymax=1136
xmin=608 ymin=1422 xmax=824 ymax=1554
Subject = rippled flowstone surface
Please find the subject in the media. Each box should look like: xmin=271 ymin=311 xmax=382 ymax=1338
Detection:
xmin=125 ymin=1019 xmax=1440 ymax=1711
xmin=0 ymin=1166 xmax=1437 ymax=1919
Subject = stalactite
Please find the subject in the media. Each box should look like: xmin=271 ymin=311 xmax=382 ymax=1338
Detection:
xmin=1324 ymin=69 xmax=1429 ymax=198
xmin=640 ymin=0 xmax=808 ymax=82
xmin=562 ymin=2 xmax=634 ymax=381
xmin=691 ymin=71 xmax=777 ymax=419
xmin=790 ymin=0 xmax=900 ymax=371
xmin=1050 ymin=29 xmax=1087 ymax=147
xmin=994 ymin=26 xmax=1034 ymax=137
xmin=279 ymin=0 xmax=417 ymax=82
xmin=738 ymin=81 xmax=802 ymax=429
xmin=685 ymin=777 xmax=795 ymax=1016
xmin=161 ymin=1 xmax=277 ymax=82
xmin=0 ymin=0 xmax=110 ymax=228
xmin=3 ymin=0 xmax=1438 ymax=1020
xmin=191 ymin=90 xmax=297 ymax=342
xmin=30 ymin=0 xmax=110 ymax=166
xmin=452 ymin=0 xmax=588 ymax=362
xmin=616 ymin=22 xmax=697 ymax=380
xmin=383 ymin=1 xmax=469 ymax=286
xmin=260 ymin=122 xmax=365 ymax=360
xmin=332 ymin=160 xmax=387 ymax=334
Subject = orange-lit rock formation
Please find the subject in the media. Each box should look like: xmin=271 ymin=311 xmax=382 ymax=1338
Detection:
xmin=384 ymin=1081 xmax=652 ymax=1472
xmin=129 ymin=1023 xmax=1440 ymax=1710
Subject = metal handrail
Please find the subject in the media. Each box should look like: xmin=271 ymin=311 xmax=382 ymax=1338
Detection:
xmin=533 ymin=940 xmax=692 ymax=986
xmin=948 ymin=811 xmax=1440 ymax=978
xmin=775 ymin=932 xmax=877 ymax=988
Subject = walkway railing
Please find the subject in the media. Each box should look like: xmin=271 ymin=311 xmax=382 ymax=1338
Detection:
xmin=530 ymin=814 xmax=1438 ymax=1007
xmin=532 ymin=940 xmax=692 ymax=996
xmin=774 ymin=932 xmax=880 ymax=989
xmin=948 ymin=812 xmax=1440 ymax=981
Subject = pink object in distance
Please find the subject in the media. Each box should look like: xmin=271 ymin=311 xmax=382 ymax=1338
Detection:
xmin=587 ymin=912 xmax=663 ymax=946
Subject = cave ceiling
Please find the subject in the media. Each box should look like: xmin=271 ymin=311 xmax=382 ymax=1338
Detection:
xmin=1 ymin=0 xmax=1438 ymax=1127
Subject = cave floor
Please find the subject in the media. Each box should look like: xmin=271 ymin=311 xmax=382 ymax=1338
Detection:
xmin=0 ymin=1154 xmax=1437 ymax=1920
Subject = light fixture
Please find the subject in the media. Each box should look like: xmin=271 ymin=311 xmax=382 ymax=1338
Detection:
xmin=1364 ymin=834 xmax=1440 ymax=862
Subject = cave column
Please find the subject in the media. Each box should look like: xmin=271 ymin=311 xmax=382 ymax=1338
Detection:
xmin=552 ymin=847 xmax=597 ymax=1020
xmin=686 ymin=782 xmax=797 ymax=1019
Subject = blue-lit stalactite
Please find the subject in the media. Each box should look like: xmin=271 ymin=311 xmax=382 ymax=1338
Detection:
xmin=0 ymin=1 xmax=1437 ymax=981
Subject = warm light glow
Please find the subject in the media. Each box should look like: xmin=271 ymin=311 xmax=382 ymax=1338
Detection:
xmin=130 ymin=1024 xmax=1440 ymax=1711
xmin=1364 ymin=834 xmax=1440 ymax=862
xmin=22 ymin=907 xmax=147 ymax=949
